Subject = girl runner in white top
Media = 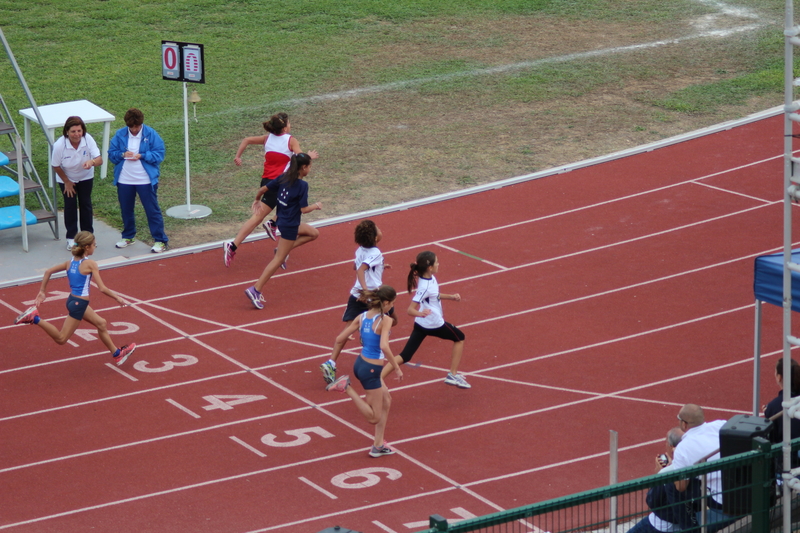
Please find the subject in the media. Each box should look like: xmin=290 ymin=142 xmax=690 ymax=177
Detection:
xmin=13 ymin=231 xmax=136 ymax=365
xmin=320 ymin=220 xmax=395 ymax=384
xmin=380 ymin=250 xmax=471 ymax=389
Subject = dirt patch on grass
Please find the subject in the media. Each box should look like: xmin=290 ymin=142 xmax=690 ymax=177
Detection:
xmin=165 ymin=12 xmax=779 ymax=250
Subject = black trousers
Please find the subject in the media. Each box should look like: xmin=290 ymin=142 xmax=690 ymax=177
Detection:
xmin=399 ymin=321 xmax=465 ymax=363
xmin=59 ymin=179 xmax=94 ymax=239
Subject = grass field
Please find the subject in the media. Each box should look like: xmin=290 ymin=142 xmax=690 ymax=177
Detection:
xmin=0 ymin=0 xmax=790 ymax=248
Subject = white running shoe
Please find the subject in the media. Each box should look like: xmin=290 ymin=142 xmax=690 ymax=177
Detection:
xmin=444 ymin=372 xmax=471 ymax=389
xmin=369 ymin=443 xmax=396 ymax=458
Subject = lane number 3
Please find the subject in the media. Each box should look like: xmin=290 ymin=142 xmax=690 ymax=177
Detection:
xmin=133 ymin=354 xmax=199 ymax=373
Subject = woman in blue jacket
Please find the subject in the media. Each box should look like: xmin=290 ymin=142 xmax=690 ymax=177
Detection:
xmin=108 ymin=108 xmax=169 ymax=253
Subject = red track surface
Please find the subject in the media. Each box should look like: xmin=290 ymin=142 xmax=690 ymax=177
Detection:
xmin=1 ymin=114 xmax=797 ymax=532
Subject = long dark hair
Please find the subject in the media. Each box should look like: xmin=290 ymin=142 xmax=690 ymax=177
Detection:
xmin=407 ymin=251 xmax=436 ymax=293
xmin=278 ymin=153 xmax=312 ymax=187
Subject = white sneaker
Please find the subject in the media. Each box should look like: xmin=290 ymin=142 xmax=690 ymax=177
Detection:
xmin=116 ymin=238 xmax=135 ymax=248
xmin=369 ymin=443 xmax=396 ymax=458
xmin=151 ymin=242 xmax=167 ymax=253
xmin=444 ymin=372 xmax=471 ymax=389
xmin=66 ymin=239 xmax=75 ymax=251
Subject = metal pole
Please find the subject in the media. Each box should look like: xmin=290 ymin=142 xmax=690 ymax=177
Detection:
xmin=0 ymin=28 xmax=52 ymax=151
xmin=0 ymin=26 xmax=58 ymax=239
xmin=609 ymin=430 xmax=618 ymax=533
xmin=183 ymin=81 xmax=191 ymax=208
xmin=165 ymin=81 xmax=210 ymax=219
xmin=16 ymin=134 xmax=27 ymax=252
xmin=783 ymin=2 xmax=794 ymax=532
xmin=754 ymin=299 xmax=762 ymax=415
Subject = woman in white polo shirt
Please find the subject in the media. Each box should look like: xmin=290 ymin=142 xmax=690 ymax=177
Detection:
xmin=51 ymin=116 xmax=102 ymax=250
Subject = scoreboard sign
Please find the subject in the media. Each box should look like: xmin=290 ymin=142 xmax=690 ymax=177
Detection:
xmin=162 ymin=41 xmax=205 ymax=83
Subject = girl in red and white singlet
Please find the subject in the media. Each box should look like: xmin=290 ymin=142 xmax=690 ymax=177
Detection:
xmin=223 ymin=112 xmax=318 ymax=267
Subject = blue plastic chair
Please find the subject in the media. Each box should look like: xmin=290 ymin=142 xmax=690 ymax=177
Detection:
xmin=0 ymin=175 xmax=19 ymax=197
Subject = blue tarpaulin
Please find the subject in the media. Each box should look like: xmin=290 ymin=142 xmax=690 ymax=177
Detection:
xmin=754 ymin=250 xmax=800 ymax=311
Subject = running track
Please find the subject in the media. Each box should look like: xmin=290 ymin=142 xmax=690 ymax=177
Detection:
xmin=0 ymin=112 xmax=796 ymax=533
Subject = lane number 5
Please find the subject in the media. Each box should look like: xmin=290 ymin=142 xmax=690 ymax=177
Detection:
xmin=261 ymin=427 xmax=335 ymax=447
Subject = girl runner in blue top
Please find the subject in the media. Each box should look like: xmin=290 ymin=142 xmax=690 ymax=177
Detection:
xmin=14 ymin=231 xmax=136 ymax=365
xmin=380 ymin=250 xmax=470 ymax=388
xmin=326 ymin=285 xmax=403 ymax=458
xmin=244 ymin=153 xmax=322 ymax=309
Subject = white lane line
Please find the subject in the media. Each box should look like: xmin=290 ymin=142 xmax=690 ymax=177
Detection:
xmin=165 ymin=399 xmax=201 ymax=419
xmin=372 ymin=521 xmax=399 ymax=533
xmin=0 ymin=244 xmax=780 ymax=424
xmin=298 ymin=476 xmax=338 ymax=499
xmin=104 ymin=363 xmax=138 ymax=382
xmin=0 ymin=344 xmax=764 ymax=531
xmin=0 ymin=406 xmax=311 ymax=474
xmin=0 ymin=298 xmax=22 ymax=314
xmin=0 ymin=368 xmax=244 ymax=422
xmin=0 ymin=150 xmax=787 ymax=337
xmin=389 ymin=352 xmax=762 ymax=450
xmin=467 ymin=304 xmax=752 ymax=374
xmin=0 ymin=307 xmax=764 ymax=478
xmin=229 ymin=436 xmax=267 ymax=458
xmin=0 ymin=446 xmax=382 ymax=531
xmin=691 ymin=180 xmax=773 ymax=204
xmin=435 ymin=242 xmax=509 ymax=270
xmin=2 ymin=148 xmax=776 ymax=323
xmin=0 ymin=200 xmax=786 ymax=382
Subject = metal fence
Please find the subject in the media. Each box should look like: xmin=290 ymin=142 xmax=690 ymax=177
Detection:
xmin=415 ymin=438 xmax=800 ymax=533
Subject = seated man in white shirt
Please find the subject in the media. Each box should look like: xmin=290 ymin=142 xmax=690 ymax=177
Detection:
xmin=671 ymin=403 xmax=734 ymax=533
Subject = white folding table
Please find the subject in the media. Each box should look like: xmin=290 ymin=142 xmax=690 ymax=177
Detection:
xmin=19 ymin=100 xmax=115 ymax=185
